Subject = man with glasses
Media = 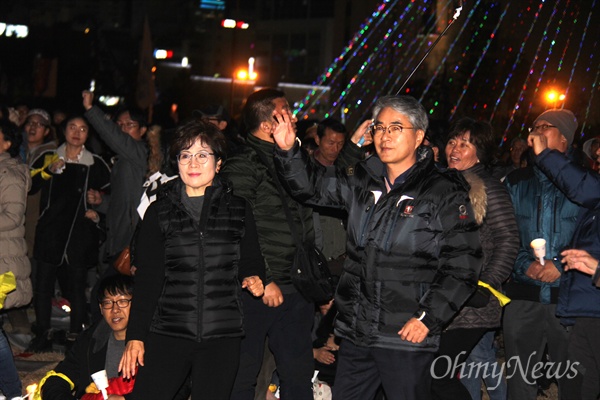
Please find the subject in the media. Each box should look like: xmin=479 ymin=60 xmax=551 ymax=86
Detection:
xmin=271 ymin=95 xmax=482 ymax=400
xmin=82 ymin=90 xmax=148 ymax=323
xmin=503 ymin=109 xmax=582 ymax=399
xmin=37 ymin=275 xmax=134 ymax=400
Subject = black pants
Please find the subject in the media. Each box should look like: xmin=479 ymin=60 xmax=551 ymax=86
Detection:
xmin=34 ymin=260 xmax=88 ymax=333
xmin=561 ymin=317 xmax=600 ymax=400
xmin=332 ymin=339 xmax=435 ymax=400
xmin=430 ymin=327 xmax=488 ymax=400
xmin=230 ymin=290 xmax=315 ymax=400
xmin=130 ymin=333 xmax=241 ymax=400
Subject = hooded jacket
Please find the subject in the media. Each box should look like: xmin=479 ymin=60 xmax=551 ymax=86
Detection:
xmin=0 ymin=153 xmax=32 ymax=309
xmin=274 ymin=144 xmax=482 ymax=352
xmin=446 ymin=163 xmax=519 ymax=330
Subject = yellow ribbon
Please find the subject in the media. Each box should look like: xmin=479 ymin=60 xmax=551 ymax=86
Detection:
xmin=0 ymin=271 xmax=16 ymax=310
xmin=478 ymin=281 xmax=511 ymax=306
xmin=30 ymin=153 xmax=59 ymax=180
xmin=33 ymin=370 xmax=75 ymax=400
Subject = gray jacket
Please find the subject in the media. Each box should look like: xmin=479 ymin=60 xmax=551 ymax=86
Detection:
xmin=85 ymin=106 xmax=148 ymax=257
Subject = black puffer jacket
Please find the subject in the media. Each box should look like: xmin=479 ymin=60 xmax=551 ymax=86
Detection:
xmin=127 ymin=176 xmax=265 ymax=343
xmin=40 ymin=320 xmax=114 ymax=400
xmin=275 ymin=144 xmax=482 ymax=352
xmin=221 ymin=134 xmax=315 ymax=287
xmin=446 ymin=163 xmax=519 ymax=330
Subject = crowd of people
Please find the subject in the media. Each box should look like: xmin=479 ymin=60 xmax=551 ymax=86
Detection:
xmin=0 ymin=87 xmax=598 ymax=400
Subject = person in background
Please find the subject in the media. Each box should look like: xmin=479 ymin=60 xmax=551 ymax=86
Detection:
xmin=431 ymin=118 xmax=519 ymax=400
xmin=82 ymin=91 xmax=148 ymax=272
xmin=581 ymin=135 xmax=599 ymax=172
xmin=0 ymin=118 xmax=32 ymax=400
xmin=119 ymin=120 xmax=265 ymax=399
xmin=221 ymin=88 xmax=316 ymax=400
xmin=193 ymin=104 xmax=244 ymax=156
xmin=503 ymin=109 xmax=582 ymax=400
xmin=529 ymin=123 xmax=600 ymax=399
xmin=82 ymin=91 xmax=148 ymax=323
xmin=38 ymin=275 xmax=134 ymax=400
xmin=272 ymin=95 xmax=482 ymax=400
xmin=311 ymin=117 xmax=368 ymax=276
xmin=27 ymin=115 xmax=111 ymax=352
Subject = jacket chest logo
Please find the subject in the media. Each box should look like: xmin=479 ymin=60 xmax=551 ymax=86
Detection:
xmin=397 ymin=195 xmax=415 ymax=218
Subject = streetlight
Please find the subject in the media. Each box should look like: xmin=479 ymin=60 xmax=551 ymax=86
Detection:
xmin=231 ymin=61 xmax=258 ymax=114
xmin=545 ymin=89 xmax=566 ymax=109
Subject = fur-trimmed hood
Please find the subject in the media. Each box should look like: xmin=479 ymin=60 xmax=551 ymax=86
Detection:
xmin=462 ymin=167 xmax=487 ymax=225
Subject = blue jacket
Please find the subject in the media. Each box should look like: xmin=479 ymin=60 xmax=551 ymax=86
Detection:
xmin=536 ymin=149 xmax=600 ymax=318
xmin=504 ymin=162 xmax=581 ymax=304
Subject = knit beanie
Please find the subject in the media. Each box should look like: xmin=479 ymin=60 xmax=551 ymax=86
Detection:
xmin=534 ymin=109 xmax=578 ymax=145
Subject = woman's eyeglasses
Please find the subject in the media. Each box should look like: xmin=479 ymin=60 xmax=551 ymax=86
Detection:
xmin=177 ymin=151 xmax=215 ymax=165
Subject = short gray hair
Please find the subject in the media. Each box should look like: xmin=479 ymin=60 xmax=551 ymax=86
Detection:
xmin=372 ymin=95 xmax=429 ymax=132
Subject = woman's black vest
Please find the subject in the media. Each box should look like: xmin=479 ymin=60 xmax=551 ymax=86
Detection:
xmin=150 ymin=180 xmax=247 ymax=341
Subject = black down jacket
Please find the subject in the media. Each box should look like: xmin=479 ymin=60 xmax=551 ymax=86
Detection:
xmin=127 ymin=176 xmax=265 ymax=343
xmin=275 ymin=144 xmax=482 ymax=353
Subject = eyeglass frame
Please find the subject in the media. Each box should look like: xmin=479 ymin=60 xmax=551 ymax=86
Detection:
xmin=100 ymin=298 xmax=132 ymax=309
xmin=177 ymin=151 xmax=216 ymax=165
xmin=116 ymin=121 xmax=140 ymax=130
xmin=25 ymin=121 xmax=49 ymax=129
xmin=528 ymin=124 xmax=557 ymax=133
xmin=370 ymin=123 xmax=417 ymax=137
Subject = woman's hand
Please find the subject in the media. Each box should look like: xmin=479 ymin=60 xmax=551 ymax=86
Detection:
xmin=242 ymin=276 xmax=264 ymax=297
xmin=119 ymin=340 xmax=144 ymax=380
xmin=272 ymin=110 xmax=297 ymax=151
xmin=562 ymin=249 xmax=599 ymax=276
xmin=85 ymin=209 xmax=100 ymax=223
xmin=87 ymin=189 xmax=103 ymax=205
xmin=48 ymin=158 xmax=65 ymax=174
xmin=313 ymin=347 xmax=336 ymax=365
xmin=262 ymin=282 xmax=284 ymax=307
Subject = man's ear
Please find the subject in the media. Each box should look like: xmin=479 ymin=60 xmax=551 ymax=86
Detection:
xmin=218 ymin=120 xmax=228 ymax=131
xmin=139 ymin=126 xmax=148 ymax=137
xmin=415 ymin=129 xmax=425 ymax=148
xmin=314 ymin=135 xmax=321 ymax=146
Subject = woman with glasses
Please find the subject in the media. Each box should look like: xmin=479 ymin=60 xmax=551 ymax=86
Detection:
xmin=27 ymin=115 xmax=111 ymax=353
xmin=120 ymin=120 xmax=266 ymax=400
xmin=38 ymin=275 xmax=134 ymax=400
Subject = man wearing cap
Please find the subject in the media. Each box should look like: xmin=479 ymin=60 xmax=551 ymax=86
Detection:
xmin=193 ymin=104 xmax=244 ymax=155
xmin=503 ymin=109 xmax=582 ymax=399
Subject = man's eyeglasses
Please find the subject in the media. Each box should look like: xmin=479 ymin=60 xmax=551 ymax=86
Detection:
xmin=100 ymin=299 xmax=132 ymax=309
xmin=177 ymin=151 xmax=215 ymax=165
xmin=25 ymin=121 xmax=48 ymax=129
xmin=370 ymin=123 xmax=417 ymax=137
xmin=528 ymin=124 xmax=556 ymax=133
xmin=117 ymin=121 xmax=140 ymax=130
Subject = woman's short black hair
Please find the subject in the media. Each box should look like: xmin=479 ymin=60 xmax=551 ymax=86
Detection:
xmin=448 ymin=117 xmax=496 ymax=167
xmin=0 ymin=118 xmax=22 ymax=158
xmin=169 ymin=120 xmax=228 ymax=171
xmin=97 ymin=274 xmax=134 ymax=302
